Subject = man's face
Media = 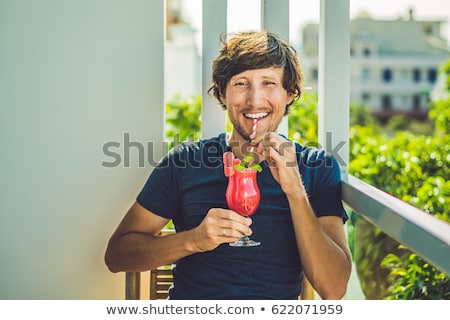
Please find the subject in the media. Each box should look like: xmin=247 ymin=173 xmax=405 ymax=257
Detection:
xmin=221 ymin=67 xmax=294 ymax=142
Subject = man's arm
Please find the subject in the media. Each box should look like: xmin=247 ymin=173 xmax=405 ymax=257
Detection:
xmin=254 ymin=132 xmax=352 ymax=299
xmin=288 ymin=194 xmax=352 ymax=300
xmin=104 ymin=201 xmax=253 ymax=272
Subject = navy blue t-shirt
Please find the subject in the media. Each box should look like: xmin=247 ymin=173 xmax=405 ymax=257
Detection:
xmin=137 ymin=133 xmax=347 ymax=299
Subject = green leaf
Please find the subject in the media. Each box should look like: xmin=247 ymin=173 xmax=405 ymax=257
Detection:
xmin=243 ymin=154 xmax=254 ymax=163
xmin=249 ymin=163 xmax=263 ymax=172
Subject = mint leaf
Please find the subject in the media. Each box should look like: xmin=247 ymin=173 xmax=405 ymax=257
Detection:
xmin=243 ymin=154 xmax=254 ymax=163
xmin=249 ymin=163 xmax=263 ymax=172
xmin=233 ymin=152 xmax=262 ymax=172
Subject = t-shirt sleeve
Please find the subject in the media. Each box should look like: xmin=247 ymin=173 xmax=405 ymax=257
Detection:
xmin=308 ymin=151 xmax=348 ymax=224
xmin=136 ymin=154 xmax=180 ymax=219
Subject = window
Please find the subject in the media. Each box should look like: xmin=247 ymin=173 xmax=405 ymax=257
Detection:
xmin=427 ymin=68 xmax=437 ymax=84
xmin=363 ymin=47 xmax=371 ymax=57
xmin=382 ymin=68 xmax=392 ymax=82
xmin=381 ymin=95 xmax=392 ymax=110
xmin=362 ymin=92 xmax=370 ymax=102
xmin=423 ymin=25 xmax=433 ymax=35
xmin=413 ymin=68 xmax=421 ymax=83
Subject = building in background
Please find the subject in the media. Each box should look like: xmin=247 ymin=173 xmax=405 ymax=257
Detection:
xmin=301 ymin=9 xmax=449 ymax=121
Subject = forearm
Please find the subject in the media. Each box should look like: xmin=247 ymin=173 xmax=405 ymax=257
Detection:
xmin=105 ymin=230 xmax=197 ymax=273
xmin=287 ymin=192 xmax=352 ymax=299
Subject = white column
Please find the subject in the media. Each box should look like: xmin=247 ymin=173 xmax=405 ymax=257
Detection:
xmin=201 ymin=0 xmax=227 ymax=138
xmin=319 ymin=1 xmax=365 ymax=301
xmin=261 ymin=0 xmax=290 ymax=136
xmin=318 ymin=0 xmax=350 ymax=181
xmin=261 ymin=0 xmax=289 ymax=37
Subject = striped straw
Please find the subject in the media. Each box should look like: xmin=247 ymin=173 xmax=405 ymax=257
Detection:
xmin=249 ymin=118 xmax=258 ymax=154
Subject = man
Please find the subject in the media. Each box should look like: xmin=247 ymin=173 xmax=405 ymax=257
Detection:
xmin=105 ymin=31 xmax=352 ymax=299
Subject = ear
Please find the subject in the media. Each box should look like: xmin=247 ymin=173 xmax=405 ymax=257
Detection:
xmin=287 ymin=93 xmax=294 ymax=105
xmin=219 ymin=95 xmax=227 ymax=109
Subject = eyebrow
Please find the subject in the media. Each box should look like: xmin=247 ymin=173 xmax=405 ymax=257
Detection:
xmin=231 ymin=74 xmax=280 ymax=81
xmin=261 ymin=75 xmax=279 ymax=80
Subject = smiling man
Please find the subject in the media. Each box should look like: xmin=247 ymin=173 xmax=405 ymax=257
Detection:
xmin=105 ymin=31 xmax=352 ymax=300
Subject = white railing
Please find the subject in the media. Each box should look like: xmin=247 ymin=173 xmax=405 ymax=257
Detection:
xmin=342 ymin=175 xmax=450 ymax=276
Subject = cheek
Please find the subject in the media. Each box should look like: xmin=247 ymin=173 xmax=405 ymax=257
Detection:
xmin=227 ymin=93 xmax=246 ymax=106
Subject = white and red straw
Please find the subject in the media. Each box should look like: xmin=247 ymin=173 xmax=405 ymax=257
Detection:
xmin=249 ymin=118 xmax=258 ymax=154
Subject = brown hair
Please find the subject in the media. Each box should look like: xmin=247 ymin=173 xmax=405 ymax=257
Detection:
xmin=208 ymin=30 xmax=303 ymax=115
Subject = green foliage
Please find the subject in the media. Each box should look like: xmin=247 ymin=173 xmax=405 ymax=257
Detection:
xmin=440 ymin=59 xmax=450 ymax=92
xmin=381 ymin=248 xmax=450 ymax=300
xmin=349 ymin=126 xmax=450 ymax=299
xmin=163 ymin=95 xmax=201 ymax=231
xmin=234 ymin=153 xmax=263 ymax=172
xmin=429 ymin=97 xmax=450 ymax=136
xmin=349 ymin=128 xmax=449 ymax=200
xmin=353 ymin=217 xmax=401 ymax=299
xmin=165 ymin=94 xmax=202 ymax=149
xmin=409 ymin=177 xmax=450 ymax=221
xmin=288 ymin=92 xmax=319 ymax=145
xmin=384 ymin=114 xmax=434 ymax=136
xmin=350 ymin=103 xmax=380 ymax=127
xmin=429 ymin=59 xmax=450 ymax=136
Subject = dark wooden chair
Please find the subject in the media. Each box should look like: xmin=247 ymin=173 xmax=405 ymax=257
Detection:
xmin=149 ymin=265 xmax=174 ymax=299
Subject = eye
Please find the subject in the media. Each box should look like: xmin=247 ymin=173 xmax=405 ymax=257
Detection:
xmin=234 ymin=81 xmax=247 ymax=87
xmin=263 ymin=80 xmax=276 ymax=86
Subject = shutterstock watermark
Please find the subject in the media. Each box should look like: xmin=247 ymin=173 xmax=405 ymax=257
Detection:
xmin=101 ymin=132 xmax=170 ymax=168
xmin=101 ymin=132 xmax=347 ymax=169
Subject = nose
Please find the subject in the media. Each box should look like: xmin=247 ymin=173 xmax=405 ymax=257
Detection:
xmin=246 ymin=86 xmax=264 ymax=108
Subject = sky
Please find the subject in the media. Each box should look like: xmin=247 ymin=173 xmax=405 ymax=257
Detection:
xmin=181 ymin=0 xmax=450 ymax=47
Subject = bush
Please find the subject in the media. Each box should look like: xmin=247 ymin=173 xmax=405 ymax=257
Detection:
xmin=165 ymin=94 xmax=202 ymax=148
xmin=288 ymin=92 xmax=319 ymax=145
xmin=381 ymin=248 xmax=450 ymax=300
xmin=349 ymin=127 xmax=450 ymax=299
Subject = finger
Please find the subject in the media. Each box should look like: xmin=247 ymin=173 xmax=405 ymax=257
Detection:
xmin=267 ymin=138 xmax=295 ymax=156
xmin=214 ymin=208 xmax=252 ymax=225
xmin=219 ymin=226 xmax=252 ymax=239
xmin=251 ymin=131 xmax=274 ymax=146
xmin=265 ymin=146 xmax=298 ymax=171
xmin=266 ymin=146 xmax=282 ymax=164
xmin=253 ymin=133 xmax=292 ymax=155
xmin=214 ymin=211 xmax=253 ymax=234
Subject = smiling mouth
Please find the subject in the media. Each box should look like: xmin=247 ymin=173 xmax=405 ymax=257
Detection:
xmin=244 ymin=112 xmax=269 ymax=120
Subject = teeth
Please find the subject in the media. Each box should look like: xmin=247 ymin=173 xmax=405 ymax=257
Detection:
xmin=245 ymin=112 xmax=268 ymax=119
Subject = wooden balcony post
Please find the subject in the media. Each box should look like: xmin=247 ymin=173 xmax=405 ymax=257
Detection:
xmin=125 ymin=272 xmax=141 ymax=300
